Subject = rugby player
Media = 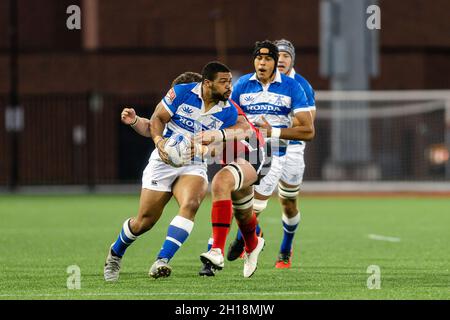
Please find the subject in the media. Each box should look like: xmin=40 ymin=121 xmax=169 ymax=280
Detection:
xmin=270 ymin=39 xmax=316 ymax=268
xmin=200 ymin=40 xmax=315 ymax=275
xmin=196 ymin=99 xmax=268 ymax=278
xmin=103 ymin=63 xmax=254 ymax=281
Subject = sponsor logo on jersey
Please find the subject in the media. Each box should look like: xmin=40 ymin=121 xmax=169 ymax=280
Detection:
xmin=177 ymin=116 xmax=203 ymax=132
xmin=181 ymin=106 xmax=194 ymax=115
xmin=245 ymin=104 xmax=283 ymax=113
xmin=178 ymin=104 xmax=197 ymax=118
xmin=273 ymin=95 xmax=286 ymax=106
xmin=204 ymin=116 xmax=223 ymax=130
xmin=241 ymin=93 xmax=291 ymax=108
xmin=165 ymin=88 xmax=176 ymax=105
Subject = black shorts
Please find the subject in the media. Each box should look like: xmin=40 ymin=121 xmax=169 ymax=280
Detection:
xmin=237 ymin=145 xmax=270 ymax=186
xmin=220 ymin=136 xmax=270 ymax=188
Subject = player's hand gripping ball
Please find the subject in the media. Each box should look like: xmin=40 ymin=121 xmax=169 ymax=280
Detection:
xmin=164 ymin=133 xmax=192 ymax=167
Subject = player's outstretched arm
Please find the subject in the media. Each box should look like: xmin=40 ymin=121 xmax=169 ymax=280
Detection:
xmin=121 ymin=107 xmax=151 ymax=137
xmin=149 ymin=102 xmax=172 ymax=164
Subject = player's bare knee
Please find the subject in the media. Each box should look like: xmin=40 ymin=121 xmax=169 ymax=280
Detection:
xmin=179 ymin=199 xmax=201 ymax=217
xmin=211 ymin=172 xmax=235 ymax=197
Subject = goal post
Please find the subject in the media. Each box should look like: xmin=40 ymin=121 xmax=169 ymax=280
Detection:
xmin=305 ymin=90 xmax=450 ymax=191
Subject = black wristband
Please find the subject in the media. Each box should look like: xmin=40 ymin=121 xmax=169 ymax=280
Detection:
xmin=130 ymin=117 xmax=139 ymax=127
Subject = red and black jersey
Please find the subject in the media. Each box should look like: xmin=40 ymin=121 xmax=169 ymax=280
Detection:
xmin=220 ymin=99 xmax=265 ymax=164
xmin=231 ymin=99 xmax=265 ymax=146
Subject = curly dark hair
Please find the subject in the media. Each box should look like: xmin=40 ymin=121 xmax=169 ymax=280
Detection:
xmin=171 ymin=71 xmax=202 ymax=87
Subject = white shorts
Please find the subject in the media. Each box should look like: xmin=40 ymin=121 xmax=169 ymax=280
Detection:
xmin=254 ymin=143 xmax=306 ymax=197
xmin=280 ymin=143 xmax=306 ymax=186
xmin=254 ymin=154 xmax=286 ymax=197
xmin=142 ymin=150 xmax=208 ymax=192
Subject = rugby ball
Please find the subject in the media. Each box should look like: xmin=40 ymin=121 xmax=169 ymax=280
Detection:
xmin=164 ymin=133 xmax=191 ymax=167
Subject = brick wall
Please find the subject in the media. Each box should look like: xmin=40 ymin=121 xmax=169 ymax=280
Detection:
xmin=0 ymin=0 xmax=449 ymax=96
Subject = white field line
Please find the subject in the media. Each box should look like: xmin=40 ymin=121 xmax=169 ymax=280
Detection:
xmin=368 ymin=234 xmax=401 ymax=242
xmin=0 ymin=291 xmax=321 ymax=298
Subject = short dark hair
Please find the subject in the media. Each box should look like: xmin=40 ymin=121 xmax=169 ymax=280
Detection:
xmin=171 ymin=71 xmax=202 ymax=87
xmin=201 ymin=61 xmax=231 ymax=82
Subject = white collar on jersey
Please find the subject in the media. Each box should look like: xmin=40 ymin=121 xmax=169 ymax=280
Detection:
xmin=250 ymin=69 xmax=282 ymax=84
xmin=287 ymin=68 xmax=296 ymax=79
xmin=191 ymin=82 xmax=228 ymax=114
xmin=191 ymin=82 xmax=202 ymax=97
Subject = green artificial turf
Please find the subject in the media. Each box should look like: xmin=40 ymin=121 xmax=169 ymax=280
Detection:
xmin=0 ymin=194 xmax=449 ymax=300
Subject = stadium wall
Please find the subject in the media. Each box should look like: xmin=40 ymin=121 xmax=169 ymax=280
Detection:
xmin=1 ymin=0 xmax=450 ymax=95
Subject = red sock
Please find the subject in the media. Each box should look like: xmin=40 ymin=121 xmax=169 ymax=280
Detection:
xmin=211 ymin=199 xmax=233 ymax=253
xmin=237 ymin=212 xmax=258 ymax=253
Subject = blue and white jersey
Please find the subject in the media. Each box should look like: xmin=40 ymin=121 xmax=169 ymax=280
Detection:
xmin=288 ymin=68 xmax=315 ymax=146
xmin=231 ymin=70 xmax=309 ymax=156
xmin=161 ymin=82 xmax=238 ymax=139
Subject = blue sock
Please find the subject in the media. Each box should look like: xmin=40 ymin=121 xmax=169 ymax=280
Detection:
xmin=158 ymin=215 xmax=194 ymax=261
xmin=236 ymin=224 xmax=261 ymax=241
xmin=280 ymin=213 xmax=300 ymax=254
xmin=207 ymin=237 xmax=213 ymax=251
xmin=236 ymin=229 xmax=243 ymax=241
xmin=111 ymin=218 xmax=138 ymax=257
